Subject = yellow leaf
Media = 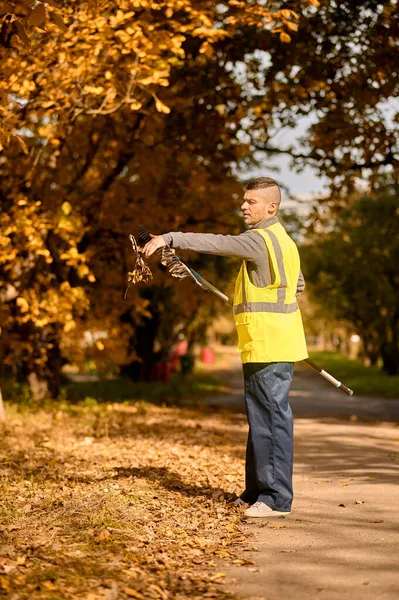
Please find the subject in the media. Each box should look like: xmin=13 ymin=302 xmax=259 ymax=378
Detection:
xmin=139 ymin=75 xmax=156 ymax=86
xmin=280 ymin=32 xmax=291 ymax=43
xmin=98 ymin=528 xmax=111 ymax=540
xmin=61 ymin=201 xmax=72 ymax=216
xmin=84 ymin=85 xmax=104 ymax=95
xmin=77 ymin=264 xmax=89 ymax=278
xmin=286 ymin=22 xmax=299 ymax=32
xmin=309 ymin=0 xmax=320 ymax=6
xmin=130 ymin=101 xmax=143 ymax=110
xmin=16 ymin=297 xmax=29 ymax=313
xmin=281 ymin=10 xmax=292 ymax=18
xmin=42 ymin=581 xmax=57 ymax=590
xmin=0 ymin=576 xmax=11 ymax=591
xmin=154 ymin=96 xmax=171 ymax=114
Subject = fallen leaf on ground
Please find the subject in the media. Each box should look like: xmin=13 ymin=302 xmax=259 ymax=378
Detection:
xmin=369 ymin=519 xmax=384 ymax=523
xmin=124 ymin=588 xmax=144 ymax=599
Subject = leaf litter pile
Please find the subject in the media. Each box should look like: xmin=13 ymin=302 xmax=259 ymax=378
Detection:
xmin=0 ymin=401 xmax=256 ymax=599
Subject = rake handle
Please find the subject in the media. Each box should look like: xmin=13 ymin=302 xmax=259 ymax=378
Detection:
xmin=305 ymin=358 xmax=354 ymax=396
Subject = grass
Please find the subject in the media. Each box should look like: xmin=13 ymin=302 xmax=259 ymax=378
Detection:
xmin=3 ymin=370 xmax=227 ymax=406
xmin=63 ymin=371 xmax=227 ymax=404
xmin=309 ymin=351 xmax=399 ymax=398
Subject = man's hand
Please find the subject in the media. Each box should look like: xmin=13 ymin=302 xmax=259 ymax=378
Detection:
xmin=143 ymin=234 xmax=167 ymax=258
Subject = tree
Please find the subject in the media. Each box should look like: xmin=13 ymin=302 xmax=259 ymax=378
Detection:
xmin=1 ymin=0 xmax=301 ymax=396
xmin=1 ymin=0 xmax=399 ymax=397
xmin=0 ymin=0 xmax=66 ymax=151
xmin=302 ymin=176 xmax=399 ymax=374
xmin=240 ymin=0 xmax=399 ymax=198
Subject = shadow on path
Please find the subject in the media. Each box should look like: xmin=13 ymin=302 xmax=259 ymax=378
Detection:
xmin=112 ymin=465 xmax=229 ymax=499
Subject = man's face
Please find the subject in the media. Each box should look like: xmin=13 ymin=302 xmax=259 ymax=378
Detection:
xmin=241 ymin=189 xmax=277 ymax=226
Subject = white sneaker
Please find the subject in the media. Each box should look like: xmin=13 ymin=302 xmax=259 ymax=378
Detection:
xmin=232 ymin=498 xmax=246 ymax=507
xmin=244 ymin=501 xmax=290 ymax=518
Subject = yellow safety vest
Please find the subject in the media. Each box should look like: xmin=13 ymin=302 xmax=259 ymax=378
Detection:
xmin=233 ymin=221 xmax=308 ymax=363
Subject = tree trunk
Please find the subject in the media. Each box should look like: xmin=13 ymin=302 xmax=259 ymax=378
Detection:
xmin=381 ymin=343 xmax=399 ymax=375
xmin=0 ymin=387 xmax=5 ymax=422
xmin=121 ymin=314 xmax=161 ymax=382
xmin=362 ymin=336 xmax=380 ymax=366
xmin=26 ymin=339 xmax=62 ymax=400
xmin=368 ymin=353 xmax=379 ymax=367
xmin=27 ymin=372 xmax=50 ymax=402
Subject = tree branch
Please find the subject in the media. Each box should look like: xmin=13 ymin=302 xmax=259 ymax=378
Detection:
xmin=67 ymin=126 xmax=105 ymax=192
xmin=253 ymin=144 xmax=398 ymax=172
xmin=99 ymin=97 xmax=153 ymax=192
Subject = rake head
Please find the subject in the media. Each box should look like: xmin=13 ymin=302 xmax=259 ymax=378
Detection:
xmin=138 ymin=225 xmax=192 ymax=279
xmin=124 ymin=233 xmax=153 ymax=299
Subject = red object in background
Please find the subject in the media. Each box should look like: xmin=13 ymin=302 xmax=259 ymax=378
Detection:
xmin=169 ymin=339 xmax=189 ymax=373
xmin=201 ymin=347 xmax=215 ymax=365
xmin=174 ymin=340 xmax=188 ymax=356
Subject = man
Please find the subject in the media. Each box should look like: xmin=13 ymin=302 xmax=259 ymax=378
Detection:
xmin=143 ymin=177 xmax=308 ymax=517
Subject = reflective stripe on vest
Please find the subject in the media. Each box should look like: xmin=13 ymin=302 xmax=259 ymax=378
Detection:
xmin=233 ymin=228 xmax=299 ymax=315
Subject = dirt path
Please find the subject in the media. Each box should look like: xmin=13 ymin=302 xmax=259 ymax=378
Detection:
xmin=204 ymin=349 xmax=399 ymax=600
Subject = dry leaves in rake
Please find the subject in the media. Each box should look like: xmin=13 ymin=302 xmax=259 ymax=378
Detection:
xmin=124 ymin=229 xmax=192 ymax=299
xmin=138 ymin=225 xmax=192 ymax=280
xmin=124 ymin=235 xmax=153 ymax=299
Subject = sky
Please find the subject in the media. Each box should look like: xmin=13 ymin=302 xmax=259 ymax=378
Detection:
xmin=251 ymin=152 xmax=329 ymax=199
xmin=247 ymin=98 xmax=399 ymax=204
xmin=242 ymin=113 xmax=330 ymax=211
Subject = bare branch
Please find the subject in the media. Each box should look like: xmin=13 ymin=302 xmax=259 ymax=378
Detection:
xmin=84 ymin=56 xmax=141 ymax=117
xmin=253 ymin=144 xmax=398 ymax=172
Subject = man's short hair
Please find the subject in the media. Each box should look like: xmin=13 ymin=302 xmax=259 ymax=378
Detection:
xmin=244 ymin=176 xmax=280 ymax=192
xmin=244 ymin=177 xmax=281 ymax=206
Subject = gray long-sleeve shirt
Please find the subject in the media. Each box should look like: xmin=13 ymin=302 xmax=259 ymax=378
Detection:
xmin=162 ymin=215 xmax=305 ymax=294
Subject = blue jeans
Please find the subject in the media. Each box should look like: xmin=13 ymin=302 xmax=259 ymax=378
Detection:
xmin=241 ymin=362 xmax=294 ymax=512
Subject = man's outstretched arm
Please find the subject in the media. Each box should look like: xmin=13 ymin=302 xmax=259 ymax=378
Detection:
xmin=143 ymin=230 xmax=266 ymax=261
xmin=144 ymin=232 xmax=306 ymax=296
